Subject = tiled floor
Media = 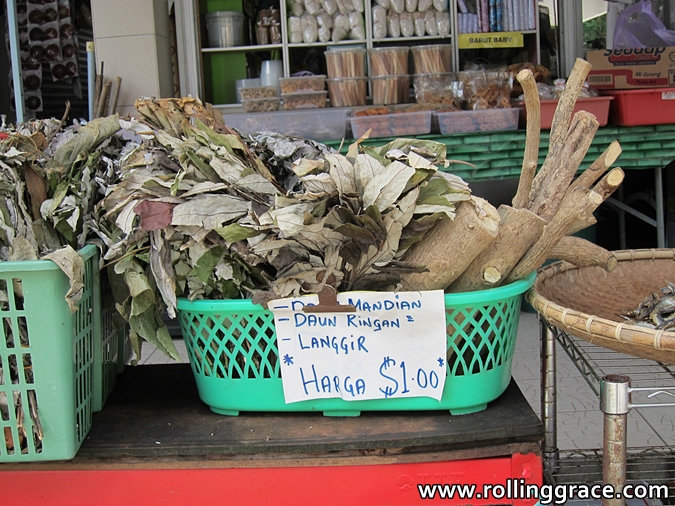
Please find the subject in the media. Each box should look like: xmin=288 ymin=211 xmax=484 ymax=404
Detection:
xmin=139 ymin=310 xmax=675 ymax=454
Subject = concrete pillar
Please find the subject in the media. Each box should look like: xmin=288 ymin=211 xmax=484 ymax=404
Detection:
xmin=90 ymin=0 xmax=174 ymax=116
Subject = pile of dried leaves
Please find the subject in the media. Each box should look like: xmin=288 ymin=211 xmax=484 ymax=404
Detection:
xmin=0 ymin=97 xmax=472 ymax=362
xmin=98 ymin=97 xmax=470 ymax=360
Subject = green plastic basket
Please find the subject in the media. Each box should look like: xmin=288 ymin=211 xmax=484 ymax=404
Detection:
xmin=178 ymin=273 xmax=535 ymax=416
xmin=0 ymin=245 xmax=97 ymax=462
xmin=93 ymin=270 xmax=120 ymax=412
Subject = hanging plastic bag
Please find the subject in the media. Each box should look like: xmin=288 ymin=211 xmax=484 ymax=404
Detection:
xmin=613 ymin=0 xmax=675 ymax=49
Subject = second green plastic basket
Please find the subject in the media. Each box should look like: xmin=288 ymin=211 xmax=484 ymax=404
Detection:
xmin=0 ymin=245 xmax=97 ymax=462
xmin=178 ymin=273 xmax=535 ymax=417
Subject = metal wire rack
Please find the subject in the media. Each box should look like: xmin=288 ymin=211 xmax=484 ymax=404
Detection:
xmin=543 ymin=322 xmax=675 ymax=496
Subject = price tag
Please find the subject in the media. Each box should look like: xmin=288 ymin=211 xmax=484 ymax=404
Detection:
xmin=269 ymin=290 xmax=447 ymax=403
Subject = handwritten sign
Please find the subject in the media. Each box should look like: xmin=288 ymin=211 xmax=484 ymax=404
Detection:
xmin=269 ymin=290 xmax=447 ymax=404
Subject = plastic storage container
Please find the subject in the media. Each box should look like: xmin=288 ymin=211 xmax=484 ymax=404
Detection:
xmin=436 ymin=108 xmax=519 ymax=134
xmin=516 ymin=96 xmax=612 ymax=129
xmin=282 ymin=91 xmax=328 ymax=110
xmin=327 ymin=77 xmax=368 ymax=107
xmin=350 ymin=108 xmax=432 ymax=138
xmin=235 ymin=78 xmax=261 ymax=103
xmin=371 ymin=74 xmax=411 ymax=105
xmin=325 ymin=47 xmax=367 ymax=78
xmin=369 ymin=47 xmax=409 ymax=76
xmin=0 ymin=245 xmax=98 ymax=462
xmin=205 ymin=11 xmax=245 ymax=48
xmin=411 ymin=44 xmax=453 ymax=74
xmin=224 ymin=108 xmax=349 ymax=141
xmin=602 ymin=87 xmax=675 ymax=126
xmin=177 ymin=273 xmax=535 ymax=416
xmin=242 ymin=97 xmax=280 ymax=113
xmin=279 ymin=75 xmax=326 ymax=94
xmin=239 ymin=86 xmax=277 ymax=100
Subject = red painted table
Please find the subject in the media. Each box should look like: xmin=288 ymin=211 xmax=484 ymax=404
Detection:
xmin=0 ymin=364 xmax=544 ymax=505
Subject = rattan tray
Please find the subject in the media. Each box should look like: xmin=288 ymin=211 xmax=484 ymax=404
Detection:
xmin=526 ymin=249 xmax=675 ymax=365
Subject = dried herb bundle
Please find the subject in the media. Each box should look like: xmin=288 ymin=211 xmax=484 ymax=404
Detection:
xmin=97 ymin=98 xmax=471 ymax=360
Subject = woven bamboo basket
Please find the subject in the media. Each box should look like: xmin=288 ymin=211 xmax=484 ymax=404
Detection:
xmin=526 ymin=248 xmax=675 ymax=365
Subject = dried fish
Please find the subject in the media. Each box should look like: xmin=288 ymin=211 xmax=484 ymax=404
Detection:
xmin=622 ymin=283 xmax=675 ymax=330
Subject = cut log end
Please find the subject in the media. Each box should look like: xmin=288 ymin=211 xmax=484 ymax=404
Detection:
xmin=483 ymin=266 xmax=501 ymax=284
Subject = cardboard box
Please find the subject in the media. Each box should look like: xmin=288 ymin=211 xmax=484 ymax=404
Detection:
xmin=586 ymin=47 xmax=675 ymax=90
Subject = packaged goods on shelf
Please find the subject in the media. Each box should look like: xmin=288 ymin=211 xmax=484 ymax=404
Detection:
xmin=282 ymin=91 xmax=328 ymax=109
xmin=223 ymin=108 xmax=349 ymax=141
xmin=414 ymin=72 xmax=462 ymax=108
xmin=239 ymin=86 xmax=278 ymax=100
xmin=325 ymin=47 xmax=367 ymax=78
xmin=242 ymin=97 xmax=281 ymax=112
xmin=372 ymin=0 xmax=450 ymax=39
xmin=279 ymin=75 xmax=327 ymax=94
xmin=411 ymin=44 xmax=452 ymax=74
xmin=350 ymin=105 xmax=432 ymax=137
xmin=436 ymin=107 xmax=518 ymax=133
xmin=371 ymin=74 xmax=411 ymax=104
xmin=327 ymin=76 xmax=368 ymax=106
xmin=369 ymin=46 xmax=409 ymax=76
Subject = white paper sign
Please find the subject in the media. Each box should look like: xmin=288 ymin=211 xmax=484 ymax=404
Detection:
xmin=269 ymin=290 xmax=447 ymax=403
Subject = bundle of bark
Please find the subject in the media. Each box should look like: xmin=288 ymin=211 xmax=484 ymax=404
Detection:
xmin=401 ymin=58 xmax=623 ymax=292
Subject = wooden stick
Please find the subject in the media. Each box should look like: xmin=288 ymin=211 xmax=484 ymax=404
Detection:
xmin=107 ymin=76 xmax=122 ymax=116
xmin=568 ymin=140 xmax=622 ymax=193
xmin=549 ymin=58 xmax=592 ymax=150
xmin=450 ymin=205 xmax=546 ymax=292
xmin=93 ymin=74 xmax=102 ymax=115
xmin=512 ymin=69 xmax=540 ymax=209
xmin=528 ymin=111 xmax=599 ymax=221
xmin=590 ymin=167 xmax=624 ymax=201
xmin=567 ymin=214 xmax=598 ymax=236
xmin=93 ymin=61 xmax=104 ymax=112
xmin=507 ymin=187 xmax=604 ymax=283
xmin=95 ymin=80 xmax=112 ymax=119
xmin=548 ymin=235 xmax=617 ymax=272
xmin=564 ymin=169 xmax=623 ymax=239
xmin=527 ymin=58 xmax=592 ymax=207
xmin=401 ymin=197 xmax=500 ymax=291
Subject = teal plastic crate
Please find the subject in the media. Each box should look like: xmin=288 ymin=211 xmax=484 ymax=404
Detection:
xmin=93 ymin=269 xmax=120 ymax=412
xmin=0 ymin=245 xmax=97 ymax=462
xmin=177 ymin=273 xmax=535 ymax=417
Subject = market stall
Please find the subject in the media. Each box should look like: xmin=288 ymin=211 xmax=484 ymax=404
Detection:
xmin=3 ymin=0 xmax=675 ymax=503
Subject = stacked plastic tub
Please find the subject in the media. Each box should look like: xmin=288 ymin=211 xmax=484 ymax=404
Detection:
xmin=325 ymin=47 xmax=368 ymax=107
xmin=369 ymin=46 xmax=410 ymax=105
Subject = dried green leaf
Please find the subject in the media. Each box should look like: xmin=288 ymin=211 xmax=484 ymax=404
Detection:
xmin=54 ymin=115 xmax=121 ymax=166
xmin=362 ymin=160 xmax=415 ymax=212
xmin=44 ymin=246 xmax=84 ymax=313
xmin=301 ymin=173 xmax=337 ymax=194
xmin=292 ymin=158 xmax=324 ymax=177
xmin=354 ymin=153 xmax=385 ymax=194
xmin=327 ymin=154 xmax=357 ymax=195
xmin=171 ymin=195 xmax=249 ymax=229
xmin=215 ymin=223 xmax=261 ymax=243
xmin=150 ymin=230 xmax=177 ymax=318
xmin=235 ymin=173 xmax=278 ymax=194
